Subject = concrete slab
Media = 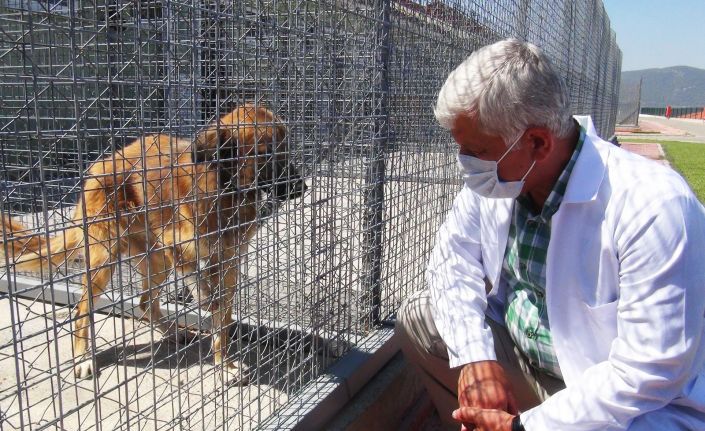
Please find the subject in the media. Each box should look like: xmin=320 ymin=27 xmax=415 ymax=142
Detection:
xmin=322 ymin=352 xmax=423 ymax=431
xmin=617 ymin=115 xmax=705 ymax=143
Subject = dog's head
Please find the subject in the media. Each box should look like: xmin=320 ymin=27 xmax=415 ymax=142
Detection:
xmin=194 ymin=104 xmax=307 ymax=201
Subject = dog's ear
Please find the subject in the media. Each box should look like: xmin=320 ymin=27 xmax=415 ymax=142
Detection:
xmin=192 ymin=110 xmax=243 ymax=164
xmin=194 ymin=126 xmax=221 ymax=150
xmin=242 ymin=105 xmax=287 ymax=148
xmin=273 ymin=120 xmax=287 ymax=147
xmin=192 ymin=121 xmax=237 ymax=165
xmin=194 ymin=104 xmax=286 ymax=158
xmin=226 ymin=104 xmax=286 ymax=154
xmin=259 ymin=106 xmax=286 ymax=144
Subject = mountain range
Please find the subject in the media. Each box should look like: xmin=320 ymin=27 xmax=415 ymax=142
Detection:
xmin=620 ymin=66 xmax=705 ymax=108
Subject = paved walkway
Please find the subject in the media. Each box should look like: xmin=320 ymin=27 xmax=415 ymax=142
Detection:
xmin=620 ymin=142 xmax=670 ymax=167
xmin=618 ymin=115 xmax=705 ymax=143
xmin=616 ymin=112 xmax=705 ymax=167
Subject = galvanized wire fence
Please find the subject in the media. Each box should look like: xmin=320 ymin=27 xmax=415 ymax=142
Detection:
xmin=641 ymin=106 xmax=705 ymax=120
xmin=0 ymin=0 xmax=619 ymax=429
xmin=618 ymin=77 xmax=642 ymax=126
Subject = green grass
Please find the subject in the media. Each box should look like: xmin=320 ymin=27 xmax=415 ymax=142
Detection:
xmin=648 ymin=140 xmax=705 ymax=203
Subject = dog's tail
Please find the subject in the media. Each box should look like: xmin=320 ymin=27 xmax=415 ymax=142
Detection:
xmin=0 ymin=213 xmax=83 ymax=273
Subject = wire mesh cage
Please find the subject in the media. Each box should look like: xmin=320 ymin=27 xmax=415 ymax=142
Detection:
xmin=0 ymin=0 xmax=619 ymax=429
xmin=618 ymin=77 xmax=641 ymax=127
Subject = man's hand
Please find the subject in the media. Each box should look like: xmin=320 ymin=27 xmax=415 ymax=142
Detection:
xmin=458 ymin=361 xmax=518 ymax=413
xmin=453 ymin=407 xmax=515 ymax=431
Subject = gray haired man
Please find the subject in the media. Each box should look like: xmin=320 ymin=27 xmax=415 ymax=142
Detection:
xmin=397 ymin=39 xmax=705 ymax=430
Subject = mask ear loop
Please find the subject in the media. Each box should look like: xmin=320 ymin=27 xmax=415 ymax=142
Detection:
xmin=498 ymin=132 xmax=536 ymax=182
xmin=497 ymin=133 xmax=524 ymax=165
xmin=521 ymin=159 xmax=537 ymax=181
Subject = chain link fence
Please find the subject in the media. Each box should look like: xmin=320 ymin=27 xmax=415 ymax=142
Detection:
xmin=0 ymin=0 xmax=620 ymax=429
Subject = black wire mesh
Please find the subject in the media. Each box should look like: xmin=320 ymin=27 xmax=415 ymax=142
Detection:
xmin=0 ymin=0 xmax=620 ymax=429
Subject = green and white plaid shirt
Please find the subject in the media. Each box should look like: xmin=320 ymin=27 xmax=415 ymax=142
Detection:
xmin=503 ymin=126 xmax=586 ymax=379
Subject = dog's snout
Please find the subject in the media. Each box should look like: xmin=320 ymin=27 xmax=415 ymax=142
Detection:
xmin=269 ymin=162 xmax=307 ymax=200
xmin=271 ymin=176 xmax=306 ymax=200
xmin=288 ymin=178 xmax=307 ymax=200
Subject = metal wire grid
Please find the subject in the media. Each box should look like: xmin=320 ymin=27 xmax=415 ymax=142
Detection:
xmin=618 ymin=78 xmax=642 ymax=127
xmin=379 ymin=0 xmax=622 ymax=323
xmin=0 ymin=0 xmax=620 ymax=429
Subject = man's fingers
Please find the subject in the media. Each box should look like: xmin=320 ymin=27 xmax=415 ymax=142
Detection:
xmin=453 ymin=406 xmax=480 ymax=422
xmin=458 ymin=362 xmax=519 ymax=413
xmin=453 ymin=407 xmax=515 ymax=431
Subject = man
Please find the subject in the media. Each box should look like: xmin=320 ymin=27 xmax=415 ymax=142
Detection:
xmin=396 ymin=38 xmax=705 ymax=430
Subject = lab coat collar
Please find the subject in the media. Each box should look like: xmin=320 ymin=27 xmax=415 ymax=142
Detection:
xmin=562 ymin=115 xmax=609 ymax=204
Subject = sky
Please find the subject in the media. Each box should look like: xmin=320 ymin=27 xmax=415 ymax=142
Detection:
xmin=602 ymin=0 xmax=705 ymax=71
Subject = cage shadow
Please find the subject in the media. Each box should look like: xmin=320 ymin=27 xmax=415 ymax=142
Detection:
xmin=88 ymin=322 xmax=349 ymax=393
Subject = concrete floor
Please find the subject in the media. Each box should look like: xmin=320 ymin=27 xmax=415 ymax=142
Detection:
xmin=0 ymin=296 xmax=290 ymax=431
xmin=619 ymin=115 xmax=705 ymax=143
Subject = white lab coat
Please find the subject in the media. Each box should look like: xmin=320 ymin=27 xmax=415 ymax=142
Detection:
xmin=427 ymin=116 xmax=705 ymax=429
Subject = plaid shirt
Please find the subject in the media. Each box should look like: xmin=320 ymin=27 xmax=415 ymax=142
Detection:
xmin=503 ymin=126 xmax=586 ymax=379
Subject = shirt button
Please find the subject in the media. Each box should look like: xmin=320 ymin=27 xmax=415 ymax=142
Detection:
xmin=525 ymin=329 xmax=536 ymax=339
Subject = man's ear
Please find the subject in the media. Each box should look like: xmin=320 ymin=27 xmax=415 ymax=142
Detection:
xmin=524 ymin=126 xmax=553 ymax=162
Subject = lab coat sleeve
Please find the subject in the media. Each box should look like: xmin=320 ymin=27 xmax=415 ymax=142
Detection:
xmin=522 ymin=192 xmax=705 ymax=429
xmin=426 ymin=187 xmax=496 ymax=368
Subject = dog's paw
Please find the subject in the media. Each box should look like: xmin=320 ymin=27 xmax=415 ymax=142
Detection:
xmin=74 ymin=361 xmax=93 ymax=380
xmin=219 ymin=363 xmax=249 ymax=387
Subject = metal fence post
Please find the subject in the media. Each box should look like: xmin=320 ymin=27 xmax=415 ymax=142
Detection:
xmin=364 ymin=0 xmax=391 ymax=327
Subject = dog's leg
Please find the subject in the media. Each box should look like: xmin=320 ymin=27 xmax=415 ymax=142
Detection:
xmin=73 ymin=241 xmax=114 ymax=380
xmin=137 ymin=249 xmax=195 ymax=344
xmin=211 ymin=257 xmax=248 ymax=385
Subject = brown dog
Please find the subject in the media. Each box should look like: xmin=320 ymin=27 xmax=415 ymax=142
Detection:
xmin=1 ymin=104 xmax=306 ymax=383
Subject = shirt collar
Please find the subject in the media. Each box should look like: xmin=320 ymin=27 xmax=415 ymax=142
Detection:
xmin=517 ymin=125 xmax=586 ymax=221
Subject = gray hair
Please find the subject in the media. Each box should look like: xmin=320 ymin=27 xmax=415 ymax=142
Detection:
xmin=434 ymin=38 xmax=573 ymax=146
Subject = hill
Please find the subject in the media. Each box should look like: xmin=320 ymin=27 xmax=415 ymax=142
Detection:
xmin=620 ymin=66 xmax=705 ymax=107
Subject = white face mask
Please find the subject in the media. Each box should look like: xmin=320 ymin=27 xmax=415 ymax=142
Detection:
xmin=456 ymin=134 xmax=536 ymax=199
